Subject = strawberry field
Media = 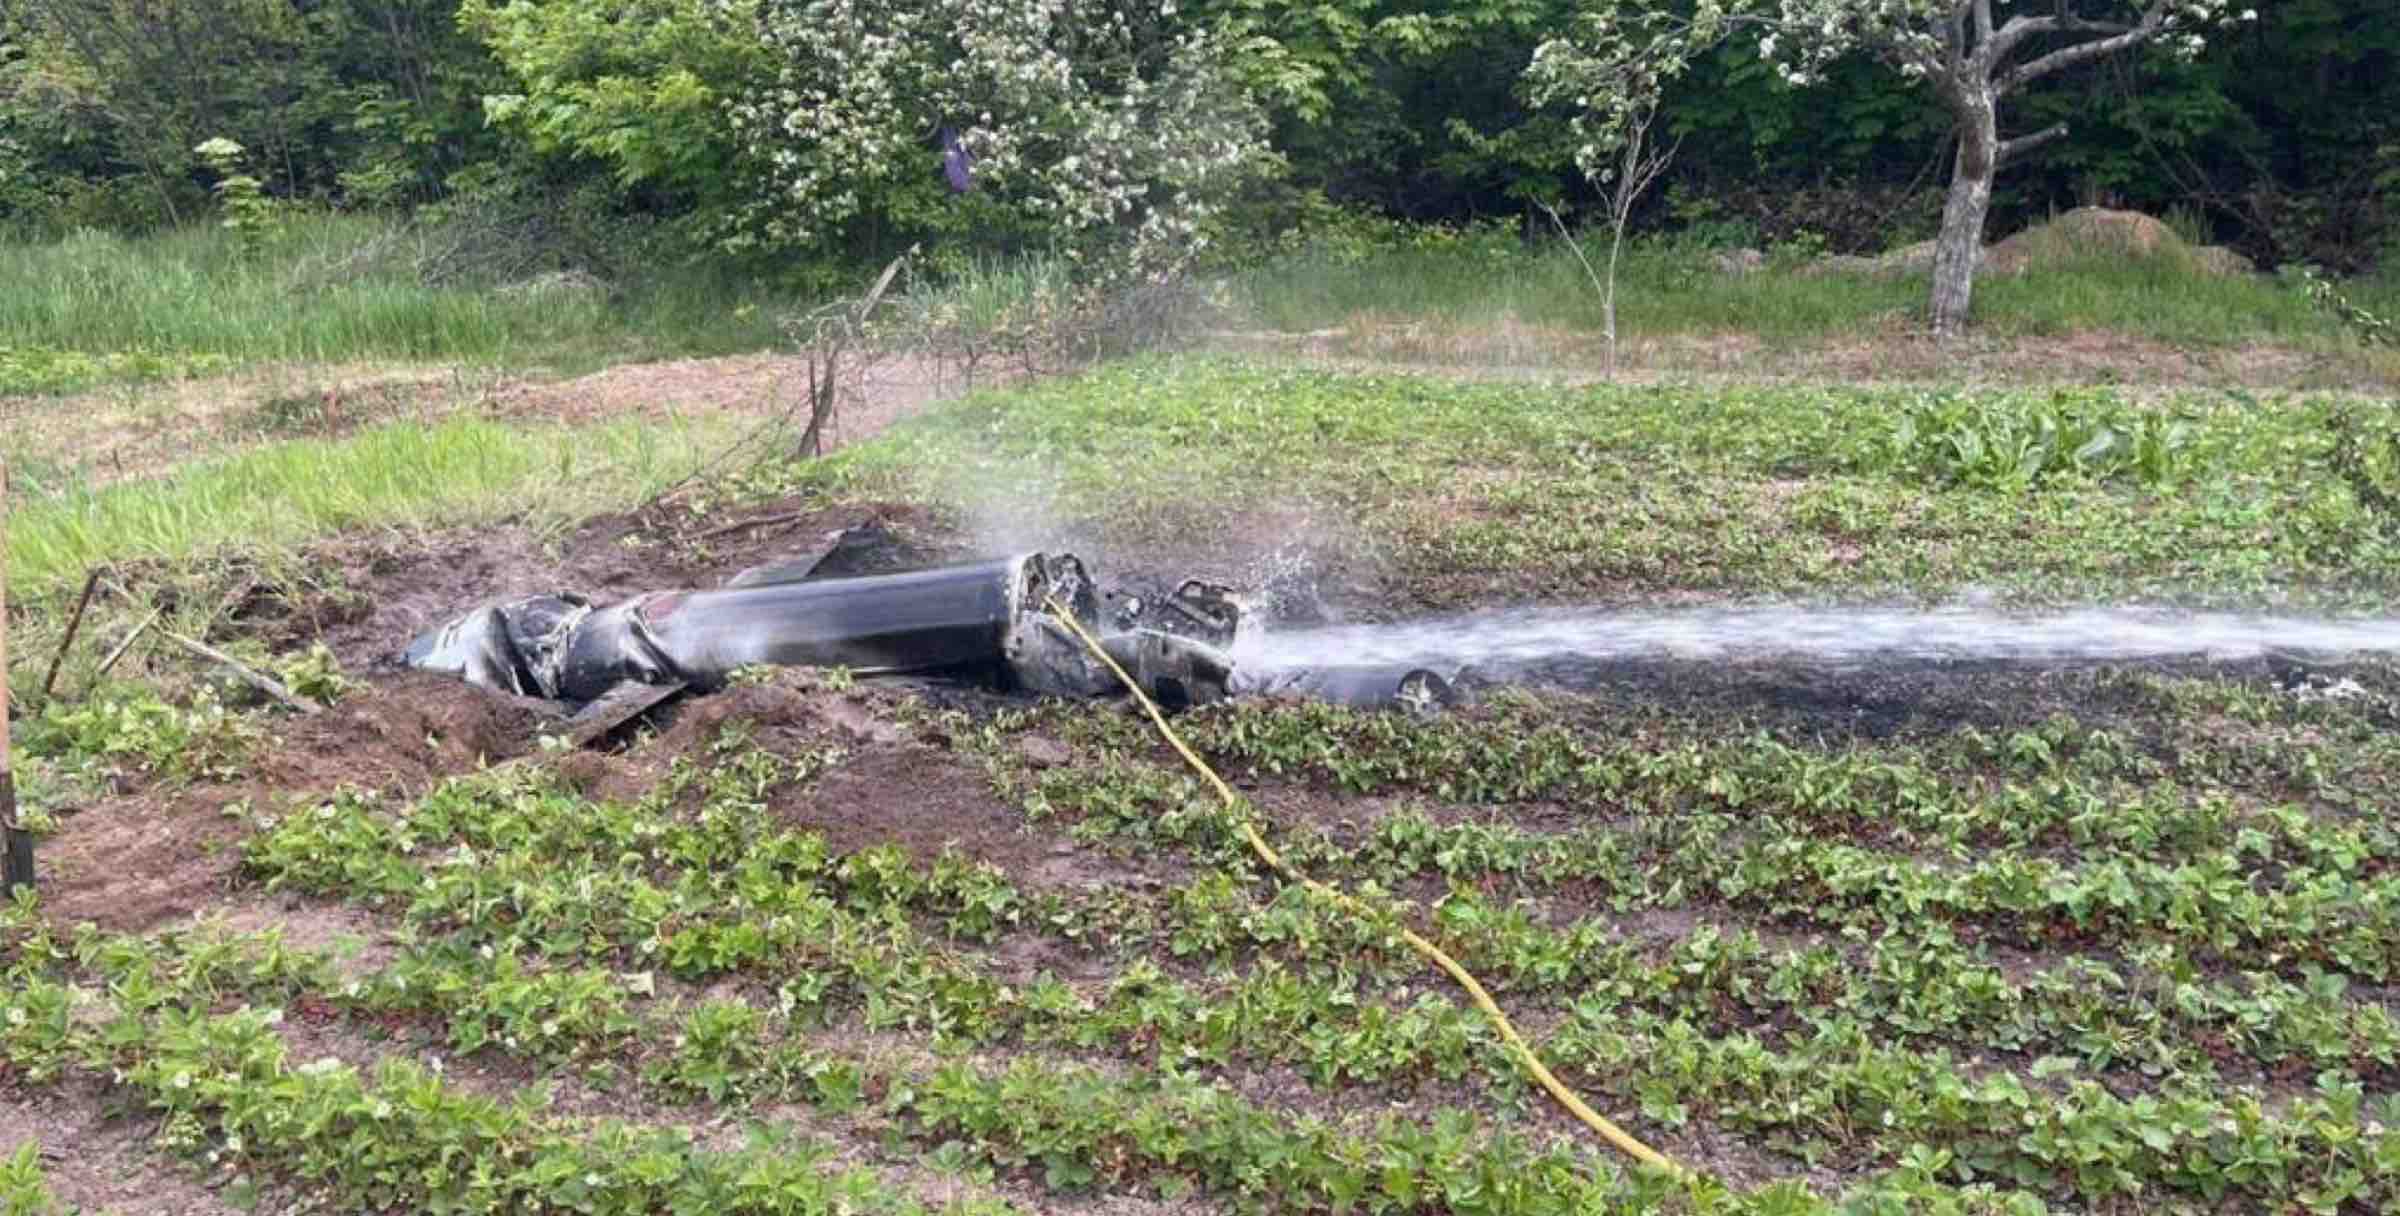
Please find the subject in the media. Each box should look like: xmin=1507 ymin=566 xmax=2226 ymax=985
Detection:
xmin=7 ymin=358 xmax=2400 ymax=1214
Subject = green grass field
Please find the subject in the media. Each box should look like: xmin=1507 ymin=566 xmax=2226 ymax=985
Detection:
xmin=4 ymin=412 xmax=734 ymax=594
xmin=789 ymin=357 xmax=2400 ymax=611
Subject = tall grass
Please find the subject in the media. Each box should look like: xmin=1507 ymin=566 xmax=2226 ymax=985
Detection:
xmin=1231 ymin=235 xmax=2400 ymax=348
xmin=6 ymin=413 xmax=730 ymax=592
xmin=8 ymin=210 xmax=2392 ymax=396
xmin=1233 ymin=242 xmax=1903 ymax=341
xmin=0 ymin=212 xmax=796 ymax=376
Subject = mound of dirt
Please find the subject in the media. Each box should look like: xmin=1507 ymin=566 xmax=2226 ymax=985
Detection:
xmin=542 ymin=679 xmax=1177 ymax=893
xmin=1983 ymin=207 xmax=2228 ymax=275
xmin=1795 ymin=208 xmax=2255 ymax=280
xmin=35 ymin=671 xmax=547 ymax=934
xmin=292 ymin=496 xmax=967 ymax=675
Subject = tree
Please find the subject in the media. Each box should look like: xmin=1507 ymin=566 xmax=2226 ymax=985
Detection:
xmin=9 ymin=0 xmax=312 ymax=224
xmin=1528 ymin=98 xmax=1676 ymax=376
xmin=728 ymin=0 xmax=1280 ymax=276
xmin=1532 ymin=1 xmax=2257 ymax=336
xmin=6 ymin=1 xmax=502 ymax=227
xmin=1188 ymin=0 xmax=1588 ymax=217
xmin=463 ymin=0 xmax=773 ymax=226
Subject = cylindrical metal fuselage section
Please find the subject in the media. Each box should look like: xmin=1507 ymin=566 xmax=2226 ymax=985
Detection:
xmin=643 ymin=557 xmax=1027 ymax=680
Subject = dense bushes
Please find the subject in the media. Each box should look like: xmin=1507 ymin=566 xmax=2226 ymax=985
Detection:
xmin=0 ymin=1 xmax=2390 ymax=275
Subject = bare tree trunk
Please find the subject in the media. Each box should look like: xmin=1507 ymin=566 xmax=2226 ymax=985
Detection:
xmin=1929 ymin=90 xmax=1999 ymax=338
xmin=1602 ymin=221 xmax=1624 ymax=377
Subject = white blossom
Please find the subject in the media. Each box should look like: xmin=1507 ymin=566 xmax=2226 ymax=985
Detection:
xmin=726 ymin=0 xmax=1273 ymax=275
xmin=1529 ymin=1 xmax=2255 ymax=190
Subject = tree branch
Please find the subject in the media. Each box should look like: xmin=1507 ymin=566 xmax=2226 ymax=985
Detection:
xmin=1998 ymin=122 xmax=2071 ymax=166
xmin=1993 ymin=9 xmax=2163 ymax=94
xmin=1986 ymin=10 xmax=2139 ymax=74
xmin=1972 ymin=0 xmax=1995 ymax=48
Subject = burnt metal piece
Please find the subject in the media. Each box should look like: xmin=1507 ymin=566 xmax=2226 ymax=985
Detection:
xmin=726 ymin=521 xmax=938 ymax=588
xmin=564 ymin=679 xmax=691 ymax=747
xmin=401 ymin=550 xmax=1462 ymax=717
xmin=402 ymin=552 xmax=1228 ymax=709
xmin=1231 ymin=664 xmax=1459 ymax=714
xmin=403 ymin=592 xmax=595 ymax=700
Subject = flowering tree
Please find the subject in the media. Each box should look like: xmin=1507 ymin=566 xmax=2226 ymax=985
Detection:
xmin=729 ymin=0 xmax=1279 ymax=277
xmin=1530 ymin=2 xmax=2259 ymax=336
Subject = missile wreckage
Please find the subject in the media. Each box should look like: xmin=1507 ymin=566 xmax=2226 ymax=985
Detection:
xmin=400 ymin=548 xmax=1461 ymax=726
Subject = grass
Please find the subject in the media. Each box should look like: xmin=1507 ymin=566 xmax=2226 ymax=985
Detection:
xmin=3 ymin=411 xmax=733 ymax=593
xmin=1230 ymin=230 xmax=2400 ymax=349
xmin=781 ymin=356 xmax=2400 ymax=612
xmin=6 ymin=209 xmax=2396 ymax=403
xmin=0 ymin=213 xmax=798 ymax=390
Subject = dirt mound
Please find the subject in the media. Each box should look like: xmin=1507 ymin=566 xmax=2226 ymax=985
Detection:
xmin=1985 ymin=207 xmax=2178 ymax=274
xmin=791 ymin=745 xmax=1169 ymax=891
xmin=799 ymin=749 xmax=1029 ymax=858
xmin=296 ymin=496 xmax=967 ymax=675
xmin=36 ymin=672 xmax=545 ymax=933
xmin=1794 ymin=209 xmax=2255 ymax=281
xmin=271 ymin=670 xmax=544 ymax=781
xmin=2190 ymin=244 xmax=2258 ymax=276
xmin=542 ymin=679 xmax=1172 ymax=891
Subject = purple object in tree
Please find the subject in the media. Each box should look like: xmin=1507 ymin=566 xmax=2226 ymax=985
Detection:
xmin=940 ymin=126 xmax=974 ymax=193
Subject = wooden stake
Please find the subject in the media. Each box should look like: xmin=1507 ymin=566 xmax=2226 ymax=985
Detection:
xmin=0 ymin=458 xmax=34 ymax=893
xmin=37 ymin=568 xmax=101 ymax=705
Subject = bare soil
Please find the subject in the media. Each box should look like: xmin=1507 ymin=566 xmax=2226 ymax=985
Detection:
xmin=0 ymin=1076 xmax=280 ymax=1216
xmin=793 ymin=746 xmax=1171 ymax=890
xmin=4 ymin=352 xmax=991 ymax=496
xmin=1 ymin=360 xmax=496 ymax=490
xmin=485 ymin=352 xmax=997 ymax=450
xmin=1205 ymin=327 xmax=2399 ymax=396
xmin=36 ymin=671 xmax=543 ymax=933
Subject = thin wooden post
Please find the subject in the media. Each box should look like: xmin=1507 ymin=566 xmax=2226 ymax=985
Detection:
xmin=38 ymin=568 xmax=101 ymax=705
xmin=0 ymin=457 xmax=31 ymax=893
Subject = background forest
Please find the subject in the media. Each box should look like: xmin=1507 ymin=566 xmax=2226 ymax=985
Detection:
xmin=2 ymin=0 xmax=2390 ymax=290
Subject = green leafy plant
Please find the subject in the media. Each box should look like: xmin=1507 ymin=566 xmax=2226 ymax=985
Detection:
xmin=0 ymin=345 xmax=233 ymax=396
xmin=1870 ymin=390 xmax=2198 ymax=492
xmin=0 ymin=1142 xmax=55 ymax=1216
xmin=25 ymin=685 xmax=262 ymax=783
xmin=271 ymin=643 xmax=352 ymax=706
xmin=193 ymin=137 xmax=278 ymax=256
xmin=2298 ymin=265 xmax=2397 ymax=347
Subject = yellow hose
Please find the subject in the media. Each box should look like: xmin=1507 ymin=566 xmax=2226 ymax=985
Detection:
xmin=1041 ymin=597 xmax=1689 ymax=1181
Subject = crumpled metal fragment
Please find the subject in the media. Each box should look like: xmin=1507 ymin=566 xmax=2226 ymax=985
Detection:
xmin=400 ymin=549 xmax=1453 ymax=715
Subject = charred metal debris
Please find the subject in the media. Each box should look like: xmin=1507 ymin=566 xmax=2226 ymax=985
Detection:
xmin=399 ymin=543 xmax=1460 ymax=733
